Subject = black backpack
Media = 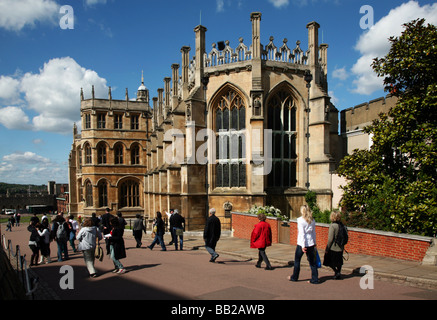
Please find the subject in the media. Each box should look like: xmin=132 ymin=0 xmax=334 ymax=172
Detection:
xmin=335 ymin=222 xmax=348 ymax=247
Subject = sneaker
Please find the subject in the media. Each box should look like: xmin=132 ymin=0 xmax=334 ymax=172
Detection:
xmin=112 ymin=269 xmax=119 ymax=273
xmin=117 ymin=268 xmax=126 ymax=274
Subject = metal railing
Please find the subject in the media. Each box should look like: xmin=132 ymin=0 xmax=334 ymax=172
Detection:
xmin=1 ymin=232 xmax=39 ymax=299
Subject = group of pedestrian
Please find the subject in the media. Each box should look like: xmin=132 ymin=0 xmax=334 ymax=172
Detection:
xmin=248 ymin=204 xmax=347 ymax=284
xmin=5 ymin=212 xmax=21 ymax=231
xmin=21 ymin=203 xmax=346 ymax=283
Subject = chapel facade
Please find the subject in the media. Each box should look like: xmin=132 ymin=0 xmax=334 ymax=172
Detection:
xmin=68 ymin=12 xmax=340 ymax=230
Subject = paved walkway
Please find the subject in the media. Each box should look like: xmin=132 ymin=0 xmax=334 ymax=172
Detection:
xmin=2 ymin=225 xmax=437 ymax=300
xmin=181 ymin=231 xmax=437 ymax=290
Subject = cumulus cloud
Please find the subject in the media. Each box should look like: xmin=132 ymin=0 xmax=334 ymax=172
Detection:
xmin=0 ymin=0 xmax=60 ymax=31
xmin=332 ymin=67 xmax=349 ymax=81
xmin=0 ymin=151 xmax=67 ymax=184
xmin=0 ymin=106 xmax=32 ymax=130
xmin=0 ymin=76 xmax=22 ymax=104
xmin=0 ymin=57 xmax=108 ymax=134
xmin=351 ymin=1 xmax=437 ymax=95
xmin=3 ymin=151 xmax=50 ymax=164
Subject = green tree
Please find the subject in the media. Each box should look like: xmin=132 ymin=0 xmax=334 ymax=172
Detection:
xmin=337 ymin=19 xmax=437 ymax=236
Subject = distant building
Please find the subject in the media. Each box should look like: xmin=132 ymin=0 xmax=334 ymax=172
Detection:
xmin=331 ymin=95 xmax=398 ymax=207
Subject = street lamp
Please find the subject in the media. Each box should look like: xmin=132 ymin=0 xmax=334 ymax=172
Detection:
xmin=304 ymin=71 xmax=312 ymax=190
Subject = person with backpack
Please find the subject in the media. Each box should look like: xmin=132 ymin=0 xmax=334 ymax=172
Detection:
xmin=77 ymin=217 xmax=103 ymax=278
xmin=51 ymin=214 xmax=70 ymax=262
xmin=323 ymin=210 xmax=348 ymax=280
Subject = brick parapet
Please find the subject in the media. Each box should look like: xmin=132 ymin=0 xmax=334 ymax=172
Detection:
xmin=232 ymin=212 xmax=433 ymax=262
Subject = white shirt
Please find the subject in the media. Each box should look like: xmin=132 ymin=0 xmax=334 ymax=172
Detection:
xmin=296 ymin=216 xmax=316 ymax=248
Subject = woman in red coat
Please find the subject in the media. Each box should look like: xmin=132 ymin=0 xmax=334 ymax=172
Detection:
xmin=250 ymin=213 xmax=274 ymax=270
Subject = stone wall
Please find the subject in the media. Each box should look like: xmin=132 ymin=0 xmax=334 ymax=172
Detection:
xmin=0 ymin=194 xmax=56 ymax=211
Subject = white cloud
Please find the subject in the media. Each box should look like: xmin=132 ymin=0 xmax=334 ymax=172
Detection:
xmin=332 ymin=67 xmax=349 ymax=81
xmin=0 ymin=106 xmax=32 ymax=130
xmin=0 ymin=57 xmax=108 ymax=134
xmin=0 ymin=76 xmax=22 ymax=104
xmin=328 ymin=90 xmax=339 ymax=106
xmin=351 ymin=1 xmax=437 ymax=95
xmin=216 ymin=0 xmax=225 ymax=12
xmin=269 ymin=0 xmax=290 ymax=8
xmin=0 ymin=0 xmax=60 ymax=31
xmin=3 ymin=151 xmax=50 ymax=164
xmin=85 ymin=0 xmax=107 ymax=5
xmin=0 ymin=152 xmax=67 ymax=184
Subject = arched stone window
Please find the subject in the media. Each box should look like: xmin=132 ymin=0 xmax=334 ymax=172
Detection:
xmin=85 ymin=180 xmax=93 ymax=207
xmin=97 ymin=142 xmax=107 ymax=164
xmin=267 ymin=89 xmax=297 ymax=188
xmin=131 ymin=144 xmax=140 ymax=165
xmin=114 ymin=143 xmax=124 ymax=165
xmin=84 ymin=143 xmax=92 ymax=164
xmin=119 ymin=179 xmax=140 ymax=207
xmin=214 ymin=88 xmax=246 ymax=188
xmin=98 ymin=180 xmax=108 ymax=207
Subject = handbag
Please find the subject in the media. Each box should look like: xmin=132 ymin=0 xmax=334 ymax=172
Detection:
xmin=175 ymin=228 xmax=184 ymax=236
xmin=95 ymin=243 xmax=104 ymax=261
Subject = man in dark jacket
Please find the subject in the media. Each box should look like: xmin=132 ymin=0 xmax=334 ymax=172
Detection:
xmin=170 ymin=209 xmax=185 ymax=250
xmin=204 ymin=208 xmax=221 ymax=262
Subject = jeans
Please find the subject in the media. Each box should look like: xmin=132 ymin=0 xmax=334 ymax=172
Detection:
xmin=56 ymin=240 xmax=69 ymax=261
xmin=83 ymin=249 xmax=96 ymax=275
xmin=290 ymin=245 xmax=319 ymax=283
xmin=173 ymin=227 xmax=183 ymax=250
xmin=150 ymin=232 xmax=166 ymax=250
xmin=205 ymin=245 xmax=218 ymax=258
xmin=110 ymin=245 xmax=124 ymax=269
xmin=257 ymin=248 xmax=272 ymax=268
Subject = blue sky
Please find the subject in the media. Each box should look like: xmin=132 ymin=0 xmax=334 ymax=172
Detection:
xmin=0 ymin=0 xmax=436 ymax=185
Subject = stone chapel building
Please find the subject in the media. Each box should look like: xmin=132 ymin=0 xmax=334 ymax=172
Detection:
xmin=68 ymin=12 xmax=341 ymax=230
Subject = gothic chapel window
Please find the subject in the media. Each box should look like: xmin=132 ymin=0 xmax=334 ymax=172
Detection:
xmin=267 ymin=89 xmax=297 ymax=188
xmin=215 ymin=89 xmax=246 ymax=188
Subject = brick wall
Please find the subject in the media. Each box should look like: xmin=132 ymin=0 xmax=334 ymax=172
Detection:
xmin=232 ymin=212 xmax=433 ymax=262
xmin=232 ymin=212 xmax=280 ymax=244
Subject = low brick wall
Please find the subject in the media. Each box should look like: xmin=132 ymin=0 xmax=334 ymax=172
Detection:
xmin=232 ymin=212 xmax=281 ymax=244
xmin=232 ymin=212 xmax=433 ymax=262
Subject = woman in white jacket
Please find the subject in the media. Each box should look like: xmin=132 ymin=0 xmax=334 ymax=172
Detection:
xmin=287 ymin=205 xmax=319 ymax=284
xmin=77 ymin=217 xmax=102 ymax=278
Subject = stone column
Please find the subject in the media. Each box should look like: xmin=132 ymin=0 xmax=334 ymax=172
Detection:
xmin=181 ymin=46 xmax=191 ymax=100
xmin=194 ymin=25 xmax=207 ymax=88
xmin=164 ymin=77 xmax=171 ymax=118
xmin=171 ymin=64 xmax=179 ymax=110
